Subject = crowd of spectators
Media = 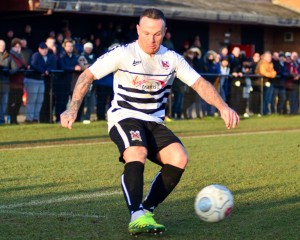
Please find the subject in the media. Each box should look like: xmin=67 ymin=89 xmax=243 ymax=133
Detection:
xmin=0 ymin=23 xmax=299 ymax=124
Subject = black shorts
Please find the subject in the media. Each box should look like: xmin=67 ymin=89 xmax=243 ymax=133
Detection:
xmin=109 ymin=118 xmax=183 ymax=166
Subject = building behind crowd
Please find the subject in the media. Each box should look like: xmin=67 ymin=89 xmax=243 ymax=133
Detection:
xmin=0 ymin=0 xmax=300 ymax=54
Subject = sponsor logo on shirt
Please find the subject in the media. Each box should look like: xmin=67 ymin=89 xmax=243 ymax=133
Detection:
xmin=132 ymin=59 xmax=142 ymax=66
xmin=161 ymin=60 xmax=170 ymax=70
xmin=133 ymin=76 xmax=166 ymax=91
xmin=130 ymin=130 xmax=142 ymax=141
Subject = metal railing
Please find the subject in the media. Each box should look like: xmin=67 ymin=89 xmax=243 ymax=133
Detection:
xmin=0 ymin=69 xmax=299 ymax=123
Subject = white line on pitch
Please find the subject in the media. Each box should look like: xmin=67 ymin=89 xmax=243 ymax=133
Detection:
xmin=0 ymin=210 xmax=104 ymax=219
xmin=0 ymin=191 xmax=122 ymax=210
xmin=1 ymin=128 xmax=299 ymax=151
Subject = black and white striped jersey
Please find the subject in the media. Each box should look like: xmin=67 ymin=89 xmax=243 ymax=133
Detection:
xmin=89 ymin=41 xmax=200 ymax=130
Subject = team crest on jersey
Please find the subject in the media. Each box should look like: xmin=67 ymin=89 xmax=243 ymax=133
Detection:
xmin=130 ymin=130 xmax=142 ymax=141
xmin=161 ymin=60 xmax=170 ymax=70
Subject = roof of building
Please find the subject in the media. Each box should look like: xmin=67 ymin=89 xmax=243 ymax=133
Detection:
xmin=36 ymin=0 xmax=300 ymax=27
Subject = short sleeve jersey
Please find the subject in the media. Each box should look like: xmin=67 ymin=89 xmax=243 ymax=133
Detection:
xmin=89 ymin=41 xmax=200 ymax=130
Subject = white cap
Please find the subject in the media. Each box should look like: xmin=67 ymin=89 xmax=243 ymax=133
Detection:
xmin=83 ymin=42 xmax=93 ymax=50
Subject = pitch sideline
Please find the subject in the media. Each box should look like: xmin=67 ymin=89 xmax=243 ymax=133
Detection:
xmin=1 ymin=128 xmax=299 ymax=151
xmin=0 ymin=190 xmax=122 ymax=219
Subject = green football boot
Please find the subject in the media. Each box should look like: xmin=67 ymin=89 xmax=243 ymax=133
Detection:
xmin=128 ymin=212 xmax=166 ymax=235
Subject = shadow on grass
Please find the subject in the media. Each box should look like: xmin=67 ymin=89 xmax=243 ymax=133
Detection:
xmin=0 ymin=134 xmax=111 ymax=148
xmin=1 ymin=184 xmax=299 ymax=239
xmin=0 ymin=182 xmax=69 ymax=194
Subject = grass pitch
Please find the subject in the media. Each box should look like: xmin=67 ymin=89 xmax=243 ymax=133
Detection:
xmin=0 ymin=116 xmax=299 ymax=240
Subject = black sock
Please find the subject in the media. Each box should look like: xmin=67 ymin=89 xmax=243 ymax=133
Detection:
xmin=143 ymin=164 xmax=184 ymax=212
xmin=121 ymin=161 xmax=144 ymax=214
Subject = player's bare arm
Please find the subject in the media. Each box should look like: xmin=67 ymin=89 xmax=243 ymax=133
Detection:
xmin=60 ymin=69 xmax=95 ymax=129
xmin=191 ymin=77 xmax=240 ymax=129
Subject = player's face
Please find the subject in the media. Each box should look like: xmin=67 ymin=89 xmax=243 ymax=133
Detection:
xmin=137 ymin=17 xmax=166 ymax=55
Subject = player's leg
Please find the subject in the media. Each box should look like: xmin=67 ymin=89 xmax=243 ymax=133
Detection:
xmin=122 ymin=146 xmax=147 ymax=221
xmin=142 ymin=123 xmax=187 ymax=213
xmin=109 ymin=119 xmax=165 ymax=235
xmin=143 ymin=142 xmax=187 ymax=212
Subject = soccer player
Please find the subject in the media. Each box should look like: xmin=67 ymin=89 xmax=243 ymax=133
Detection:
xmin=60 ymin=8 xmax=239 ymax=235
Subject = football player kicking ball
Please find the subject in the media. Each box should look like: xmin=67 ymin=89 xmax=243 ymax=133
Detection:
xmin=61 ymin=8 xmax=239 ymax=235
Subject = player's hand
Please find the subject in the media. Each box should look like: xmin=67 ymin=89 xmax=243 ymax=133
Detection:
xmin=220 ymin=107 xmax=239 ymax=129
xmin=60 ymin=110 xmax=77 ymax=130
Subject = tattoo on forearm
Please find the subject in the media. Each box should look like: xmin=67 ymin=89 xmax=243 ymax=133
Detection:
xmin=69 ymin=72 xmax=94 ymax=112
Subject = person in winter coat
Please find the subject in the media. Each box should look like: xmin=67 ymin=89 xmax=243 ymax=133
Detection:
xmin=255 ymin=51 xmax=277 ymax=115
xmin=7 ymin=38 xmax=26 ymax=124
xmin=0 ymin=39 xmax=11 ymax=124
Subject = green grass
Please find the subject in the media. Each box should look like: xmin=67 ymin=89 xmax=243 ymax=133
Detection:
xmin=0 ymin=116 xmax=300 ymax=239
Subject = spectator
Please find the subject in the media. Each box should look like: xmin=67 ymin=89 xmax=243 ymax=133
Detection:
xmin=179 ymin=40 xmax=190 ymax=55
xmin=56 ymin=39 xmax=82 ymax=123
xmin=7 ymin=38 xmax=26 ymax=124
xmin=202 ymin=50 xmax=220 ymax=116
xmin=171 ymin=77 xmax=185 ymax=119
xmin=56 ymin=33 xmax=64 ymax=56
xmin=229 ymin=46 xmax=245 ymax=114
xmin=219 ymin=57 xmax=230 ymax=103
xmin=290 ymin=51 xmax=299 ymax=114
xmin=162 ymin=31 xmax=175 ymax=50
xmin=192 ymin=35 xmax=206 ymax=56
xmin=39 ymin=38 xmax=58 ymax=123
xmin=125 ymin=23 xmax=138 ymax=43
xmin=249 ymin=52 xmax=261 ymax=115
xmin=93 ymin=37 xmax=106 ymax=57
xmin=94 ymin=23 xmax=107 ymax=44
xmin=219 ymin=46 xmax=230 ymax=61
xmin=94 ymin=44 xmax=116 ymax=120
xmin=0 ymin=39 xmax=11 ymax=124
xmin=255 ymin=51 xmax=277 ymax=115
xmin=24 ymin=42 xmax=55 ymax=123
xmin=22 ymin=24 xmax=35 ymax=49
xmin=48 ymin=30 xmax=56 ymax=39
xmin=4 ymin=30 xmax=14 ymax=48
xmin=78 ymin=42 xmax=97 ymax=120
xmin=106 ymin=22 xmax=117 ymax=48
xmin=20 ymin=38 xmax=33 ymax=67
xmin=45 ymin=37 xmax=57 ymax=56
xmin=241 ymin=59 xmax=254 ymax=117
xmin=95 ymin=73 xmax=114 ymax=120
xmin=181 ymin=48 xmax=198 ymax=119
xmin=272 ymin=51 xmax=288 ymax=114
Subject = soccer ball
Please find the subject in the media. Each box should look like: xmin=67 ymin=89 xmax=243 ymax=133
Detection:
xmin=194 ymin=184 xmax=234 ymax=222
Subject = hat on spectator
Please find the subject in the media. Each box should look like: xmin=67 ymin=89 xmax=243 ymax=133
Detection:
xmin=83 ymin=42 xmax=93 ymax=50
xmin=188 ymin=47 xmax=201 ymax=56
xmin=11 ymin=38 xmax=22 ymax=48
xmin=279 ymin=51 xmax=285 ymax=57
xmin=285 ymin=52 xmax=291 ymax=57
xmin=39 ymin=42 xmax=48 ymax=49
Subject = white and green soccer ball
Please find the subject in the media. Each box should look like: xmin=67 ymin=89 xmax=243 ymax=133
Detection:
xmin=194 ymin=184 xmax=234 ymax=223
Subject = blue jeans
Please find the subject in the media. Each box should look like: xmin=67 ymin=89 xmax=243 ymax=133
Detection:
xmin=84 ymin=86 xmax=96 ymax=120
xmin=263 ymin=83 xmax=274 ymax=115
xmin=0 ymin=81 xmax=9 ymax=123
xmin=289 ymin=83 xmax=299 ymax=114
xmin=24 ymin=78 xmax=45 ymax=121
xmin=172 ymin=92 xmax=184 ymax=119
